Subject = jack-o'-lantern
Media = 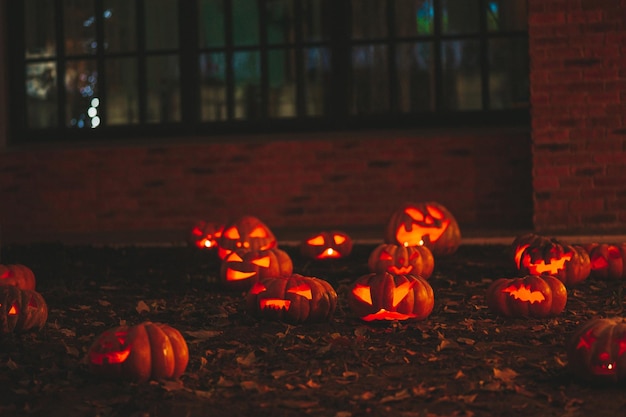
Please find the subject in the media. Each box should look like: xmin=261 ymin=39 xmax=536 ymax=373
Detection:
xmin=347 ymin=272 xmax=434 ymax=322
xmin=0 ymin=264 xmax=36 ymax=290
xmin=88 ymin=321 xmax=189 ymax=383
xmin=220 ymin=247 xmax=293 ymax=291
xmin=188 ymin=221 xmax=224 ymax=249
xmin=0 ymin=286 xmax=48 ymax=335
xmin=512 ymin=234 xmax=591 ymax=286
xmin=367 ymin=243 xmax=434 ymax=279
xmin=583 ymin=243 xmax=626 ymax=280
xmin=567 ymin=317 xmax=626 ymax=383
xmin=486 ymin=275 xmax=567 ymax=318
xmin=246 ymin=274 xmax=337 ymax=324
xmin=384 ymin=201 xmax=461 ymax=256
xmin=217 ymin=215 xmax=277 ymax=259
xmin=299 ymin=230 xmax=353 ymax=260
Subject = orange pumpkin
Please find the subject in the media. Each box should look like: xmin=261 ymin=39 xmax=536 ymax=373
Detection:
xmin=217 ymin=215 xmax=277 ymax=259
xmin=0 ymin=286 xmax=48 ymax=335
xmin=299 ymin=230 xmax=353 ymax=260
xmin=583 ymin=243 xmax=626 ymax=280
xmin=220 ymin=247 xmax=293 ymax=291
xmin=367 ymin=243 xmax=434 ymax=279
xmin=188 ymin=221 xmax=224 ymax=249
xmin=486 ymin=275 xmax=567 ymax=318
xmin=0 ymin=264 xmax=36 ymax=290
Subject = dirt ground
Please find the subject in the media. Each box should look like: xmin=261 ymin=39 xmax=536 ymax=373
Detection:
xmin=1 ymin=242 xmax=625 ymax=417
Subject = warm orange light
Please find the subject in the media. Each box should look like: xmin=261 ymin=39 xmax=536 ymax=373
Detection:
xmin=392 ymin=281 xmax=415 ymax=307
xmin=522 ymin=253 xmax=573 ymax=275
xmin=502 ymin=284 xmax=546 ymax=303
xmin=8 ymin=303 xmax=18 ymax=315
xmin=259 ymin=299 xmax=291 ymax=310
xmin=333 ymin=235 xmax=346 ymax=245
xmin=249 ymin=226 xmax=268 ymax=238
xmin=287 ymin=284 xmax=312 ymax=299
xmin=89 ymin=346 xmax=132 ymax=365
xmin=226 ymin=270 xmax=256 ymax=281
xmin=352 ymin=284 xmax=373 ymax=305
xmin=251 ymin=256 xmax=271 ymax=267
xmin=249 ymin=282 xmax=267 ymax=295
xmin=307 ymin=235 xmax=326 ymax=246
xmin=223 ymin=227 xmax=240 ymax=239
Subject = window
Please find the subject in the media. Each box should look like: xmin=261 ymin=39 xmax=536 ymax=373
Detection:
xmin=6 ymin=0 xmax=529 ymax=143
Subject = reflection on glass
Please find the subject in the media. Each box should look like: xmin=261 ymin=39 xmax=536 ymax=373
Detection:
xmin=200 ymin=52 xmax=227 ymax=121
xmin=396 ymin=0 xmax=433 ymax=36
xmin=26 ymin=62 xmax=57 ymax=128
xmin=233 ymin=0 xmax=259 ymax=46
xmin=304 ymin=47 xmax=330 ymax=116
xmin=268 ymin=49 xmax=296 ymax=117
xmin=65 ymin=59 xmax=98 ymax=127
xmin=441 ymin=40 xmax=481 ymax=110
xmin=104 ymin=0 xmax=136 ymax=53
xmin=105 ymin=58 xmax=139 ymax=124
xmin=351 ymin=45 xmax=389 ymax=114
xmin=266 ymin=0 xmax=295 ymax=44
xmin=302 ymin=0 xmax=331 ymax=42
xmin=145 ymin=0 xmax=178 ymax=50
xmin=146 ymin=55 xmax=181 ymax=122
xmin=441 ymin=0 xmax=479 ymax=34
xmin=198 ymin=0 xmax=226 ymax=48
xmin=396 ymin=42 xmax=434 ymax=112
xmin=486 ymin=0 xmax=528 ymax=32
xmin=233 ymin=51 xmax=261 ymax=119
xmin=25 ymin=0 xmax=56 ymax=58
xmin=352 ymin=0 xmax=387 ymax=39
xmin=489 ymin=38 xmax=528 ymax=109
xmin=64 ymin=0 xmax=96 ymax=55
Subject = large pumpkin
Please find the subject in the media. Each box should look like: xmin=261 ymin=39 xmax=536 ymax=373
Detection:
xmin=0 ymin=286 xmax=48 ymax=335
xmin=246 ymin=274 xmax=337 ymax=324
xmin=299 ymin=230 xmax=353 ymax=260
xmin=220 ymin=247 xmax=293 ymax=291
xmin=0 ymin=264 xmax=36 ymax=290
xmin=567 ymin=317 xmax=626 ymax=383
xmin=583 ymin=243 xmax=626 ymax=280
xmin=384 ymin=201 xmax=461 ymax=256
xmin=88 ymin=321 xmax=189 ymax=383
xmin=217 ymin=215 xmax=277 ymax=259
xmin=188 ymin=220 xmax=224 ymax=249
xmin=347 ymin=272 xmax=434 ymax=322
xmin=367 ymin=243 xmax=434 ymax=279
xmin=486 ymin=275 xmax=567 ymax=318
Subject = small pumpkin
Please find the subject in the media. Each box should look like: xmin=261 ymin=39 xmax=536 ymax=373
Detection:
xmin=486 ymin=275 xmax=567 ymax=318
xmin=299 ymin=230 xmax=354 ymax=260
xmin=566 ymin=317 xmax=626 ymax=383
xmin=188 ymin=221 xmax=224 ymax=249
xmin=583 ymin=243 xmax=626 ymax=280
xmin=220 ymin=247 xmax=293 ymax=291
xmin=246 ymin=274 xmax=337 ymax=324
xmin=0 ymin=264 xmax=36 ymax=290
xmin=347 ymin=272 xmax=434 ymax=322
xmin=88 ymin=321 xmax=189 ymax=383
xmin=384 ymin=201 xmax=461 ymax=256
xmin=217 ymin=215 xmax=277 ymax=259
xmin=367 ymin=243 xmax=434 ymax=279
xmin=0 ymin=286 xmax=48 ymax=335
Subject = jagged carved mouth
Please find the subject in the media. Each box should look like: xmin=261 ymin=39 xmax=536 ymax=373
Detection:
xmin=259 ymin=299 xmax=291 ymax=310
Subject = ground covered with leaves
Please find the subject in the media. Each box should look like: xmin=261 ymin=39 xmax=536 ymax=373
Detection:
xmin=1 ymin=242 xmax=626 ymax=417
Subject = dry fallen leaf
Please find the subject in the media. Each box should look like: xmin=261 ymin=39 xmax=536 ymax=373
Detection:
xmin=135 ymin=300 xmax=150 ymax=314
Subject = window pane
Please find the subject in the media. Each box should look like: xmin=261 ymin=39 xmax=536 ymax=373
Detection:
xmin=396 ymin=0 xmax=434 ymax=37
xmin=64 ymin=0 xmax=96 ymax=55
xmin=267 ymin=0 xmax=295 ymax=44
xmin=26 ymin=62 xmax=57 ymax=128
xmin=396 ymin=42 xmax=434 ymax=112
xmin=487 ymin=0 xmax=528 ymax=32
xmin=304 ymin=47 xmax=330 ymax=116
xmin=233 ymin=0 xmax=259 ymax=46
xmin=145 ymin=0 xmax=178 ymax=50
xmin=198 ymin=0 xmax=226 ymax=48
xmin=146 ymin=55 xmax=180 ymax=122
xmin=103 ymin=0 xmax=136 ymax=53
xmin=233 ymin=51 xmax=261 ymax=119
xmin=65 ymin=60 xmax=98 ymax=128
xmin=25 ymin=0 xmax=56 ymax=58
xmin=105 ymin=58 xmax=139 ymax=125
xmin=200 ymin=52 xmax=227 ymax=121
xmin=268 ymin=49 xmax=296 ymax=117
xmin=302 ymin=0 xmax=331 ymax=42
xmin=441 ymin=0 xmax=480 ymax=34
xmin=351 ymin=45 xmax=389 ymax=114
xmin=441 ymin=40 xmax=481 ymax=110
xmin=352 ymin=0 xmax=387 ymax=39
xmin=489 ymin=38 xmax=529 ymax=109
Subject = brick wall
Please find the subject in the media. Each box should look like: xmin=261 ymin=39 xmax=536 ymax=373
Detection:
xmin=529 ymin=0 xmax=626 ymax=234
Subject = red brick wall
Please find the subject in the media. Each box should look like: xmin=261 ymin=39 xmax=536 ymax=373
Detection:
xmin=529 ymin=0 xmax=626 ymax=234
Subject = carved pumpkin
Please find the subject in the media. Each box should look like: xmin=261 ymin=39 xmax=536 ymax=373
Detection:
xmin=512 ymin=234 xmax=591 ymax=286
xmin=583 ymin=243 xmax=626 ymax=280
xmin=367 ymin=243 xmax=434 ymax=279
xmin=246 ymin=274 xmax=337 ymax=324
xmin=567 ymin=317 xmax=626 ymax=383
xmin=188 ymin=220 xmax=224 ymax=249
xmin=217 ymin=215 xmax=277 ymax=259
xmin=0 ymin=264 xmax=36 ymax=290
xmin=384 ymin=201 xmax=461 ymax=256
xmin=220 ymin=247 xmax=293 ymax=291
xmin=486 ymin=275 xmax=567 ymax=318
xmin=347 ymin=272 xmax=434 ymax=322
xmin=88 ymin=321 xmax=189 ymax=383
xmin=0 ymin=286 xmax=48 ymax=335
xmin=299 ymin=230 xmax=354 ymax=260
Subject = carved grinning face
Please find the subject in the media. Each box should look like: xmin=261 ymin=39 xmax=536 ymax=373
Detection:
xmin=89 ymin=330 xmax=132 ymax=365
xmin=515 ymin=244 xmax=574 ymax=275
xmin=575 ymin=328 xmax=626 ymax=376
xmin=248 ymin=281 xmax=312 ymax=311
xmin=189 ymin=221 xmax=223 ymax=249
xmin=377 ymin=249 xmax=420 ymax=275
xmin=352 ymin=280 xmax=418 ymax=321
xmin=218 ymin=216 xmax=277 ymax=260
xmin=396 ymin=205 xmax=449 ymax=247
xmin=301 ymin=231 xmax=353 ymax=259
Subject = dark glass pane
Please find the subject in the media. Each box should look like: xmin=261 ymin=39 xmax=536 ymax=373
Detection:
xmin=441 ymin=0 xmax=480 ymax=34
xmin=268 ymin=49 xmax=296 ymax=117
xmin=441 ymin=40 xmax=481 ymax=110
xmin=198 ymin=0 xmax=226 ymax=48
xmin=304 ymin=47 xmax=330 ymax=116
xmin=486 ymin=0 xmax=528 ymax=32
xmin=302 ymin=0 xmax=331 ymax=42
xmin=489 ymin=38 xmax=529 ymax=109
xmin=146 ymin=55 xmax=180 ymax=122
xmin=233 ymin=0 xmax=259 ymax=46
xmin=351 ymin=45 xmax=389 ymax=114
xmin=145 ymin=0 xmax=178 ymax=50
xmin=64 ymin=0 xmax=96 ymax=55
xmin=26 ymin=62 xmax=57 ymax=128
xmin=233 ymin=51 xmax=261 ymax=119
xmin=25 ymin=0 xmax=56 ymax=58
xmin=200 ymin=52 xmax=227 ymax=121
xmin=65 ymin=59 xmax=98 ymax=127
xmin=395 ymin=0 xmax=434 ymax=37
xmin=103 ymin=0 xmax=136 ymax=53
xmin=396 ymin=42 xmax=434 ymax=112
xmin=105 ymin=58 xmax=139 ymax=125
xmin=351 ymin=0 xmax=387 ymax=39
xmin=266 ymin=0 xmax=295 ymax=44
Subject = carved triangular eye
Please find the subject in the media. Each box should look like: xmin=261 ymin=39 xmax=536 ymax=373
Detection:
xmin=8 ymin=303 xmax=19 ymax=315
xmin=287 ymin=284 xmax=312 ymax=299
xmin=426 ymin=205 xmax=445 ymax=220
xmin=249 ymin=282 xmax=267 ymax=295
xmin=404 ymin=207 xmax=424 ymax=221
xmin=227 ymin=252 xmax=245 ymax=263
xmin=379 ymin=250 xmax=393 ymax=261
xmin=251 ymin=256 xmax=271 ymax=267
xmin=333 ymin=235 xmax=346 ymax=245
xmin=224 ymin=226 xmax=240 ymax=239
xmin=409 ymin=250 xmax=421 ymax=260
xmin=392 ymin=281 xmax=415 ymax=307
xmin=249 ymin=226 xmax=268 ymax=238
xmin=352 ymin=284 xmax=373 ymax=305
xmin=307 ymin=235 xmax=325 ymax=246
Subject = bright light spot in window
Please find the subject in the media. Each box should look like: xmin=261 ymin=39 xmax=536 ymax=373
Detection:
xmin=91 ymin=116 xmax=101 ymax=128
xmin=104 ymin=9 xmax=112 ymax=19
xmin=87 ymin=107 xmax=98 ymax=118
xmin=91 ymin=97 xmax=100 ymax=107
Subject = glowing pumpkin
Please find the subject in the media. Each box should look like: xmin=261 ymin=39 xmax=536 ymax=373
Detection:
xmin=367 ymin=243 xmax=434 ymax=279
xmin=567 ymin=317 xmax=626 ymax=383
xmin=384 ymin=201 xmax=461 ymax=256
xmin=188 ymin=221 xmax=224 ymax=249
xmin=220 ymin=247 xmax=293 ymax=291
xmin=88 ymin=321 xmax=189 ymax=383
xmin=0 ymin=286 xmax=48 ymax=335
xmin=583 ymin=243 xmax=626 ymax=280
xmin=347 ymin=272 xmax=434 ymax=322
xmin=299 ymin=230 xmax=354 ymax=260
xmin=217 ymin=215 xmax=277 ymax=259
xmin=246 ymin=274 xmax=337 ymax=324
xmin=486 ymin=275 xmax=567 ymax=318
xmin=0 ymin=264 xmax=36 ymax=290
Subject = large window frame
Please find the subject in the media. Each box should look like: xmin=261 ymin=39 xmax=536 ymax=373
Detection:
xmin=6 ymin=0 xmax=529 ymax=144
